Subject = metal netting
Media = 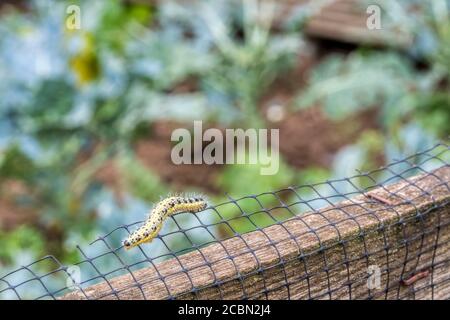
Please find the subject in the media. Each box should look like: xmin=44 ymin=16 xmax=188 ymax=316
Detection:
xmin=1 ymin=142 xmax=449 ymax=300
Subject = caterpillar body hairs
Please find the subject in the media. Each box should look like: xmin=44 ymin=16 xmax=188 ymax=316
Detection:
xmin=123 ymin=195 xmax=208 ymax=250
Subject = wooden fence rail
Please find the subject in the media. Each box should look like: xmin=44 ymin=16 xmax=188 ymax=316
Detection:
xmin=63 ymin=166 xmax=450 ymax=300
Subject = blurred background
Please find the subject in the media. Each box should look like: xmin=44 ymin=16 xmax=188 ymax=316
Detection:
xmin=0 ymin=0 xmax=449 ymax=297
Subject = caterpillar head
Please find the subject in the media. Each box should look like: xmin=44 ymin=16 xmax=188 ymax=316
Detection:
xmin=123 ymin=224 xmax=162 ymax=250
xmin=123 ymin=239 xmax=132 ymax=249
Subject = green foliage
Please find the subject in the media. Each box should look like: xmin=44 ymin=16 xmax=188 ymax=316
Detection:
xmin=334 ymin=131 xmax=384 ymax=183
xmin=99 ymin=0 xmax=153 ymax=51
xmin=217 ymin=156 xmax=293 ymax=195
xmin=202 ymin=0 xmax=302 ymax=128
xmin=416 ymin=92 xmax=450 ymax=136
xmin=296 ymin=52 xmax=449 ymax=140
xmin=23 ymin=80 xmax=76 ymax=133
xmin=295 ymin=1 xmax=450 ymax=139
xmin=214 ymin=153 xmax=294 ymax=234
xmin=0 ymin=226 xmax=45 ymax=265
xmin=296 ymin=167 xmax=331 ymax=185
xmin=0 ymin=145 xmax=35 ymax=181
xmin=296 ymin=51 xmax=415 ymax=121
xmin=117 ymin=152 xmax=169 ymax=203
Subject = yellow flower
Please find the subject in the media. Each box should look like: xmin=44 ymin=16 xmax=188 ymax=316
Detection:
xmin=69 ymin=32 xmax=100 ymax=86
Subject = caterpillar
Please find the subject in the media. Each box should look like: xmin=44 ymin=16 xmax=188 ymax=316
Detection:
xmin=123 ymin=196 xmax=208 ymax=250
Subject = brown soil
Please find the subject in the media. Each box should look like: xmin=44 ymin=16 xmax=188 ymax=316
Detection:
xmin=260 ymin=44 xmax=380 ymax=170
xmin=0 ymin=180 xmax=37 ymax=231
xmin=134 ymin=121 xmax=223 ymax=193
xmin=260 ymin=45 xmax=320 ymax=106
xmin=0 ymin=200 xmax=35 ymax=231
xmin=95 ymin=159 xmax=127 ymax=203
xmin=0 ymin=0 xmax=29 ymax=14
xmin=276 ymin=107 xmax=380 ymax=169
xmin=94 ymin=121 xmax=223 ymax=195
xmin=131 ymin=106 xmax=379 ymax=191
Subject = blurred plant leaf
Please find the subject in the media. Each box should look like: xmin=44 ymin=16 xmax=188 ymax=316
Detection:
xmin=295 ymin=52 xmax=415 ymax=121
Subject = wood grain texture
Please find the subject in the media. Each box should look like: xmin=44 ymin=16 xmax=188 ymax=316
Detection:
xmin=62 ymin=166 xmax=450 ymax=300
xmin=304 ymin=0 xmax=413 ymax=48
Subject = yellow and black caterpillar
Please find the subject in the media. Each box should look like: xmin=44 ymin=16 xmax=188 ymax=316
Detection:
xmin=123 ymin=196 xmax=207 ymax=250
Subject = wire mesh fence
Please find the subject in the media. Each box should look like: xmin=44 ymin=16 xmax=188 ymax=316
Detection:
xmin=1 ymin=142 xmax=449 ymax=300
